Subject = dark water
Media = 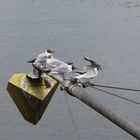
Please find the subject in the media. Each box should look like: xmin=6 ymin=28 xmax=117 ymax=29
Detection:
xmin=0 ymin=0 xmax=140 ymax=140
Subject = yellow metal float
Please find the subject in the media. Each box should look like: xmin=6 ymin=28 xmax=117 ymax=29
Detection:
xmin=7 ymin=73 xmax=59 ymax=125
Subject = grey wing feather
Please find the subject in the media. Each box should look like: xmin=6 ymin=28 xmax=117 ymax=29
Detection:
xmin=52 ymin=65 xmax=67 ymax=74
xmin=52 ymin=59 xmax=65 ymax=65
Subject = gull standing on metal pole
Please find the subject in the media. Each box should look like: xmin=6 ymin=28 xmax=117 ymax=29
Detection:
xmin=71 ymin=56 xmax=102 ymax=87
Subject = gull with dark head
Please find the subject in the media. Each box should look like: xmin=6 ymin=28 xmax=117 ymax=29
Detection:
xmin=83 ymin=56 xmax=102 ymax=71
xmin=71 ymin=56 xmax=102 ymax=84
xmin=34 ymin=49 xmax=54 ymax=67
xmin=27 ymin=49 xmax=54 ymax=78
xmin=27 ymin=49 xmax=54 ymax=65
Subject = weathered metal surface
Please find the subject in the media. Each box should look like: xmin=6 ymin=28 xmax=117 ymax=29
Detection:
xmin=7 ymin=73 xmax=59 ymax=125
xmin=64 ymin=82 xmax=140 ymax=140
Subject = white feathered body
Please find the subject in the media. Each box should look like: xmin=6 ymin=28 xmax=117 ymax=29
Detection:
xmin=34 ymin=51 xmax=52 ymax=66
xmin=46 ymin=56 xmax=65 ymax=68
xmin=75 ymin=67 xmax=98 ymax=80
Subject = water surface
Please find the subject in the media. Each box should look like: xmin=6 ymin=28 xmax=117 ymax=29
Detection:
xmin=0 ymin=0 xmax=140 ymax=140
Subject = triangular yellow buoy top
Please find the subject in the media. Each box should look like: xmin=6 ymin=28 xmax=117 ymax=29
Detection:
xmin=7 ymin=73 xmax=59 ymax=125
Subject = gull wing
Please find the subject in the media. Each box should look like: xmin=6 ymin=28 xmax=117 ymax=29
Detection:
xmin=84 ymin=56 xmax=97 ymax=65
xmin=51 ymin=64 xmax=68 ymax=74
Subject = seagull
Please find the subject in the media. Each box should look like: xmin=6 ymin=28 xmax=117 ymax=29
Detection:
xmin=49 ymin=63 xmax=78 ymax=80
xmin=71 ymin=56 xmax=102 ymax=84
xmin=27 ymin=49 xmax=54 ymax=78
xmin=83 ymin=56 xmax=102 ymax=71
xmin=34 ymin=49 xmax=54 ymax=67
xmin=27 ymin=49 xmax=54 ymax=65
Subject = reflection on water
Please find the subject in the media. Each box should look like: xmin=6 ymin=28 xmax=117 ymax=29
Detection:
xmin=0 ymin=0 xmax=140 ymax=140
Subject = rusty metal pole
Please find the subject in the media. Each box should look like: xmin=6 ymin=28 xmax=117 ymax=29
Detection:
xmin=62 ymin=81 xmax=140 ymax=140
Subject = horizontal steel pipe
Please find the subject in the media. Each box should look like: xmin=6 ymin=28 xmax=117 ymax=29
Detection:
xmin=65 ymin=83 xmax=140 ymax=140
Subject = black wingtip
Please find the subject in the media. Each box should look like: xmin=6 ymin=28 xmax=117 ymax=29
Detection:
xmin=27 ymin=58 xmax=36 ymax=63
xmin=43 ymin=69 xmax=51 ymax=73
xmin=75 ymin=71 xmax=85 ymax=74
xmin=84 ymin=56 xmax=90 ymax=61
xmin=65 ymin=62 xmax=73 ymax=65
xmin=84 ymin=56 xmax=87 ymax=60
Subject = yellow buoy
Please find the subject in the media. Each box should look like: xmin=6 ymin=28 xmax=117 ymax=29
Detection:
xmin=7 ymin=73 xmax=59 ymax=125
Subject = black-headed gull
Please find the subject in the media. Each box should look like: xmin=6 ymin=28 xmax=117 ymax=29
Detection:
xmin=72 ymin=56 xmax=102 ymax=83
xmin=34 ymin=49 xmax=54 ymax=67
